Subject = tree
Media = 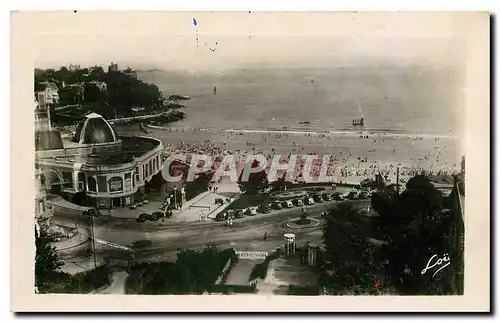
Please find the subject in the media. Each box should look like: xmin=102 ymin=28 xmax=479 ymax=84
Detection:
xmin=147 ymin=172 xmax=166 ymax=192
xmin=184 ymin=171 xmax=212 ymax=201
xmin=238 ymin=159 xmax=268 ymax=195
xmin=35 ymin=226 xmax=64 ymax=292
xmin=270 ymin=176 xmax=291 ymax=192
xmin=321 ymin=202 xmax=386 ymax=294
xmin=374 ymin=175 xmax=457 ymax=294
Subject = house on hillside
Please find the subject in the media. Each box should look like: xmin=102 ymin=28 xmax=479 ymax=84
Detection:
xmin=38 ymin=81 xmax=60 ymax=105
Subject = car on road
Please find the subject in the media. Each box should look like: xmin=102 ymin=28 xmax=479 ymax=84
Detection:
xmin=272 ymin=202 xmax=283 ymax=210
xmin=257 ymin=204 xmax=272 ymax=214
xmin=331 ymin=192 xmax=343 ymax=201
xmin=358 ymin=191 xmax=369 ymax=199
xmin=234 ymin=209 xmax=244 ymax=218
xmin=313 ymin=195 xmax=324 ymax=203
xmin=305 ymin=197 xmax=315 ymax=205
xmin=151 ymin=212 xmax=164 ymax=220
xmin=245 ymin=207 xmax=258 ymax=216
xmin=322 ymin=193 xmax=332 ymax=201
xmin=293 ymin=198 xmax=304 ymax=207
xmin=215 ymin=212 xmax=226 ymax=221
xmin=136 ymin=213 xmax=150 ymax=223
xmin=282 ymin=200 xmax=294 ymax=208
xmin=347 ymin=191 xmax=359 ymax=200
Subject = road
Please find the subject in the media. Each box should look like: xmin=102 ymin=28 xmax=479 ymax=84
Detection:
xmin=53 ymin=199 xmax=370 ymax=265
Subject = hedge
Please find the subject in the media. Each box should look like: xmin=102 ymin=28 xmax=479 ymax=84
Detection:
xmin=40 ymin=265 xmax=111 ymax=294
xmin=288 ymin=285 xmax=320 ymax=296
xmin=248 ymin=252 xmax=278 ymax=281
xmin=207 ymin=284 xmax=257 ymax=294
xmin=125 ymin=248 xmax=238 ymax=294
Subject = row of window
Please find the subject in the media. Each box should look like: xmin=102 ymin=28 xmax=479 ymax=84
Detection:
xmin=136 ymin=155 xmax=162 ymax=183
xmin=59 ymin=154 xmax=161 ymax=193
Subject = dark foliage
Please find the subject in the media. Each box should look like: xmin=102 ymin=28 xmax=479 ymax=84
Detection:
xmin=248 ymin=253 xmax=278 ymax=281
xmin=372 ymin=175 xmax=461 ymax=294
xmin=35 ymin=66 xmax=169 ymax=122
xmin=288 ymin=285 xmax=320 ymax=296
xmin=146 ymin=173 xmax=166 ymax=192
xmin=41 ymin=265 xmax=111 ymax=294
xmin=208 ymin=284 xmax=257 ymax=294
xmin=126 ymin=247 xmax=237 ymax=294
xmin=184 ymin=171 xmax=212 ymax=201
xmin=35 ymin=226 xmax=64 ymax=292
xmin=320 ymin=202 xmax=387 ymax=294
xmin=238 ymin=159 xmax=269 ymax=195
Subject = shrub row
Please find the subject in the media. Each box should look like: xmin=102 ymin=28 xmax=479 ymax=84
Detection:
xmin=207 ymin=284 xmax=257 ymax=294
xmin=288 ymin=285 xmax=320 ymax=296
xmin=125 ymin=248 xmax=238 ymax=294
xmin=40 ymin=265 xmax=111 ymax=294
xmin=248 ymin=252 xmax=279 ymax=281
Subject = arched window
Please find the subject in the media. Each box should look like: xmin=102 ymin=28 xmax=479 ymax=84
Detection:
xmin=88 ymin=176 xmax=97 ymax=192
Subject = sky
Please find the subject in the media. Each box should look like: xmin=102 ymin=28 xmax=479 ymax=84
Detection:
xmin=31 ymin=12 xmax=468 ymax=72
xmin=35 ymin=34 xmax=463 ymax=72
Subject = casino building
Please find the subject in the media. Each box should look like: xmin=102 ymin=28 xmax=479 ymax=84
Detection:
xmin=35 ymin=93 xmax=165 ymax=210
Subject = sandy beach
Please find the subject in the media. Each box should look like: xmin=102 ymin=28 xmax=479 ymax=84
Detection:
xmin=115 ymin=123 xmax=462 ymax=185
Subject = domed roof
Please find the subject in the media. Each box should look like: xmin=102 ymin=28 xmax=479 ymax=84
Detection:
xmin=73 ymin=112 xmax=118 ymax=145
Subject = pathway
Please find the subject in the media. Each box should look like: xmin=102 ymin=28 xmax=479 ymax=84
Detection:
xmin=225 ymin=259 xmax=259 ymax=285
xmin=95 ymin=271 xmax=129 ymax=294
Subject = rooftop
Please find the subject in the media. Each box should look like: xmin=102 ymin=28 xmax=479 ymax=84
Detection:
xmin=73 ymin=113 xmax=118 ymax=145
xmin=80 ymin=136 xmax=162 ymax=166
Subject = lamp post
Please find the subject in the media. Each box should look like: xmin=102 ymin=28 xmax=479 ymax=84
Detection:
xmin=173 ymin=186 xmax=177 ymax=209
xmin=84 ymin=209 xmax=98 ymax=269
xmin=89 ymin=152 xmax=100 ymax=269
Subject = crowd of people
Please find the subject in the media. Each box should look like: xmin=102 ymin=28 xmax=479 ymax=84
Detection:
xmin=160 ymin=127 xmax=461 ymax=185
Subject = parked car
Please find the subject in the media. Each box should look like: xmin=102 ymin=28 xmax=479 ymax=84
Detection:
xmin=257 ymin=204 xmax=272 ymax=214
xmin=272 ymin=202 xmax=283 ymax=210
xmin=234 ymin=209 xmax=244 ymax=218
xmin=282 ymin=200 xmax=294 ymax=208
xmin=322 ymin=193 xmax=332 ymax=201
xmin=245 ymin=207 xmax=258 ymax=216
xmin=347 ymin=191 xmax=359 ymax=200
xmin=215 ymin=212 xmax=226 ymax=221
xmin=331 ymin=192 xmax=343 ymax=201
xmin=358 ymin=191 xmax=369 ymax=199
xmin=293 ymin=198 xmax=304 ymax=207
xmin=313 ymin=195 xmax=323 ymax=203
xmin=136 ymin=213 xmax=150 ymax=223
xmin=305 ymin=197 xmax=315 ymax=205
xmin=151 ymin=212 xmax=164 ymax=220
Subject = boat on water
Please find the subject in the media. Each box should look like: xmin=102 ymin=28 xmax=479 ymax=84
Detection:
xmin=352 ymin=117 xmax=364 ymax=126
xmin=168 ymin=95 xmax=191 ymax=101
xmin=298 ymin=121 xmax=310 ymax=125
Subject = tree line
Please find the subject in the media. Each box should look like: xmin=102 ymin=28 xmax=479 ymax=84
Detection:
xmin=35 ymin=66 xmax=169 ymax=120
xmin=320 ymin=175 xmax=464 ymax=295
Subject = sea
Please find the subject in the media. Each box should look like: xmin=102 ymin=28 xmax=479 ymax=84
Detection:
xmin=137 ymin=66 xmax=463 ymax=137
